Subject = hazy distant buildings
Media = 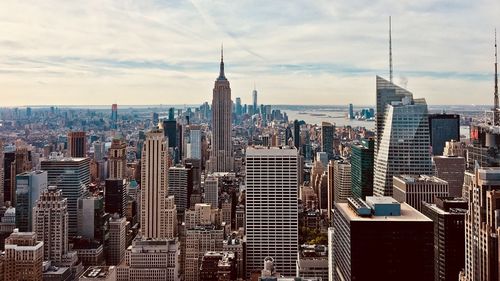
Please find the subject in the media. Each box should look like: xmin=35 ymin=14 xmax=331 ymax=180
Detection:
xmin=350 ymin=139 xmax=374 ymax=199
xmin=245 ymin=147 xmax=298 ymax=277
xmin=68 ymin=131 xmax=87 ymax=158
xmin=373 ymin=79 xmax=432 ymax=196
xmin=331 ymin=197 xmax=433 ymax=281
xmin=429 ymin=113 xmax=460 ymax=155
xmin=111 ymin=104 xmax=118 ymax=130
xmin=210 ymin=49 xmax=233 ymax=172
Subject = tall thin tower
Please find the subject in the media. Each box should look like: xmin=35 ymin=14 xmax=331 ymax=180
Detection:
xmin=389 ymin=16 xmax=393 ymax=83
xmin=210 ymin=46 xmax=233 ymax=172
xmin=494 ymin=29 xmax=499 ymax=126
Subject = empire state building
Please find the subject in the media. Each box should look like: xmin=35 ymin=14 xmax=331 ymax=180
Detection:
xmin=210 ymin=48 xmax=233 ymax=172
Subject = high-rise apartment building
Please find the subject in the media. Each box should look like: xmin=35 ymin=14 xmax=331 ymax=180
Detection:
xmin=350 ymin=138 xmax=374 ymax=199
xmin=429 ymin=113 xmax=460 ymax=155
xmin=4 ymin=230 xmax=44 ymax=281
xmin=41 ymin=155 xmax=90 ymax=237
xmin=459 ymin=168 xmax=500 ymax=281
xmin=245 ymin=147 xmax=298 ymax=277
xmin=331 ymin=197 xmax=433 ymax=281
xmin=422 ymin=197 xmax=467 ymax=281
xmin=210 ymin=49 xmax=233 ymax=172
xmin=68 ymin=131 xmax=87 ymax=158
xmin=204 ymin=175 xmax=218 ymax=209
xmin=15 ymin=170 xmax=47 ymax=232
xmin=393 ymin=175 xmax=449 ymax=212
xmin=107 ymin=214 xmax=127 ymax=266
xmin=104 ymin=179 xmax=127 ymax=217
xmin=373 ymin=92 xmax=432 ymax=196
xmin=141 ymin=128 xmax=176 ymax=239
xmin=321 ymin=122 xmax=334 ymax=159
xmin=33 ymin=186 xmax=70 ymax=264
xmin=108 ymin=138 xmax=126 ymax=180
xmin=333 ymin=160 xmax=351 ymax=203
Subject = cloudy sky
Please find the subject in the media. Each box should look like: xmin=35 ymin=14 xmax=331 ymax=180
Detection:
xmin=0 ymin=0 xmax=499 ymax=106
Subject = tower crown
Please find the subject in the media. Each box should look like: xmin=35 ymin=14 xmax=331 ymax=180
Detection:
xmin=217 ymin=45 xmax=227 ymax=81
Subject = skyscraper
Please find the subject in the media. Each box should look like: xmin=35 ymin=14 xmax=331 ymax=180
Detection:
xmin=429 ymin=113 xmax=460 ymax=155
xmin=331 ymin=197 xmax=433 ymax=281
xmin=108 ymin=137 xmax=127 ymax=180
xmin=168 ymin=165 xmax=190 ymax=212
xmin=105 ymin=179 xmax=127 ymax=217
xmin=393 ymin=175 xmax=449 ymax=212
xmin=140 ymin=128 xmax=176 ymax=239
xmin=333 ymin=160 xmax=352 ymax=203
xmin=107 ymin=214 xmax=127 ymax=266
xmin=252 ymin=87 xmax=258 ymax=114
xmin=350 ymin=138 xmax=374 ymax=199
xmin=433 ymin=155 xmax=465 ymax=197
xmin=15 ymin=170 xmax=47 ymax=232
xmin=373 ymin=86 xmax=432 ymax=196
xmin=460 ymin=168 xmax=500 ymax=281
xmin=111 ymin=104 xmax=118 ymax=130
xmin=67 ymin=131 xmax=87 ymax=158
xmin=245 ymin=147 xmax=298 ymax=277
xmin=235 ymin=97 xmax=242 ymax=116
xmin=321 ymin=122 xmax=334 ymax=159
xmin=41 ymin=155 xmax=90 ymax=236
xmin=210 ymin=48 xmax=233 ymax=172
xmin=33 ymin=186 xmax=69 ymax=263
xmin=187 ymin=125 xmax=201 ymax=160
xmin=204 ymin=175 xmax=218 ymax=209
xmin=348 ymin=103 xmax=354 ymax=119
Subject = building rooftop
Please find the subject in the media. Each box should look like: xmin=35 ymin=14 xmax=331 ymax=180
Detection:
xmin=80 ymin=266 xmax=115 ymax=279
xmin=246 ymin=147 xmax=298 ymax=156
xmin=394 ymin=174 xmax=448 ymax=184
xmin=337 ymin=199 xmax=431 ymax=222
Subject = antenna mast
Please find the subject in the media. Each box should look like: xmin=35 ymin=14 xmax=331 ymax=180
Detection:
xmin=389 ymin=16 xmax=393 ymax=83
xmin=494 ymin=29 xmax=499 ymax=125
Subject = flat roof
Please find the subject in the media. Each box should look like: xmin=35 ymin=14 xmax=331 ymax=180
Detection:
xmin=246 ymin=147 xmax=297 ymax=156
xmin=336 ymin=202 xmax=431 ymax=222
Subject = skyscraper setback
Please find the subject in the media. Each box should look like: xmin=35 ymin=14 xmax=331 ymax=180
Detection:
xmin=210 ymin=48 xmax=233 ymax=172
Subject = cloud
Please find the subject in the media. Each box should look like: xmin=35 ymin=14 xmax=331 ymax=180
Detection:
xmin=0 ymin=0 xmax=498 ymax=106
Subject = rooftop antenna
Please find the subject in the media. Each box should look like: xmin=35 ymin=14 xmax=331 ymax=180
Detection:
xmin=494 ymin=28 xmax=499 ymax=125
xmin=389 ymin=16 xmax=393 ymax=83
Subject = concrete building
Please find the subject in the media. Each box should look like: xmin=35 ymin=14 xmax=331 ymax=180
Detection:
xmin=4 ymin=230 xmax=44 ymax=281
xmin=223 ymin=235 xmax=244 ymax=280
xmin=333 ymin=160 xmax=351 ymax=203
xmin=41 ymin=155 xmax=91 ymax=237
xmin=68 ymin=131 xmax=87 ymax=158
xmin=141 ymin=128 xmax=176 ymax=239
xmin=107 ymin=215 xmax=127 ymax=266
xmin=459 ymin=168 xmax=500 ymax=281
xmin=199 ymin=251 xmax=237 ymax=281
xmin=373 ymin=83 xmax=433 ymax=196
xmin=185 ymin=225 xmax=224 ymax=281
xmin=78 ymin=196 xmax=109 ymax=244
xmin=15 ymin=170 xmax=47 ymax=232
xmin=117 ymin=238 xmax=180 ymax=281
xmin=422 ymin=197 xmax=467 ymax=281
xmin=204 ymin=175 xmax=219 ymax=209
xmin=246 ymin=147 xmax=299 ymax=277
xmin=296 ymin=245 xmax=328 ymax=281
xmin=33 ymin=186 xmax=71 ymax=264
xmin=108 ymin=138 xmax=126 ymax=180
xmin=331 ymin=197 xmax=433 ymax=281
xmin=393 ymin=175 xmax=449 ymax=212
xmin=210 ymin=48 xmax=233 ymax=172
xmin=433 ymin=155 xmax=465 ymax=197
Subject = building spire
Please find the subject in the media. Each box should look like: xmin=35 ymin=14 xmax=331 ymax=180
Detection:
xmin=389 ymin=16 xmax=393 ymax=83
xmin=218 ymin=43 xmax=226 ymax=81
xmin=494 ymin=28 xmax=499 ymax=125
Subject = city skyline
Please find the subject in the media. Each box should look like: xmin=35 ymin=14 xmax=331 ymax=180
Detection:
xmin=0 ymin=0 xmax=499 ymax=106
